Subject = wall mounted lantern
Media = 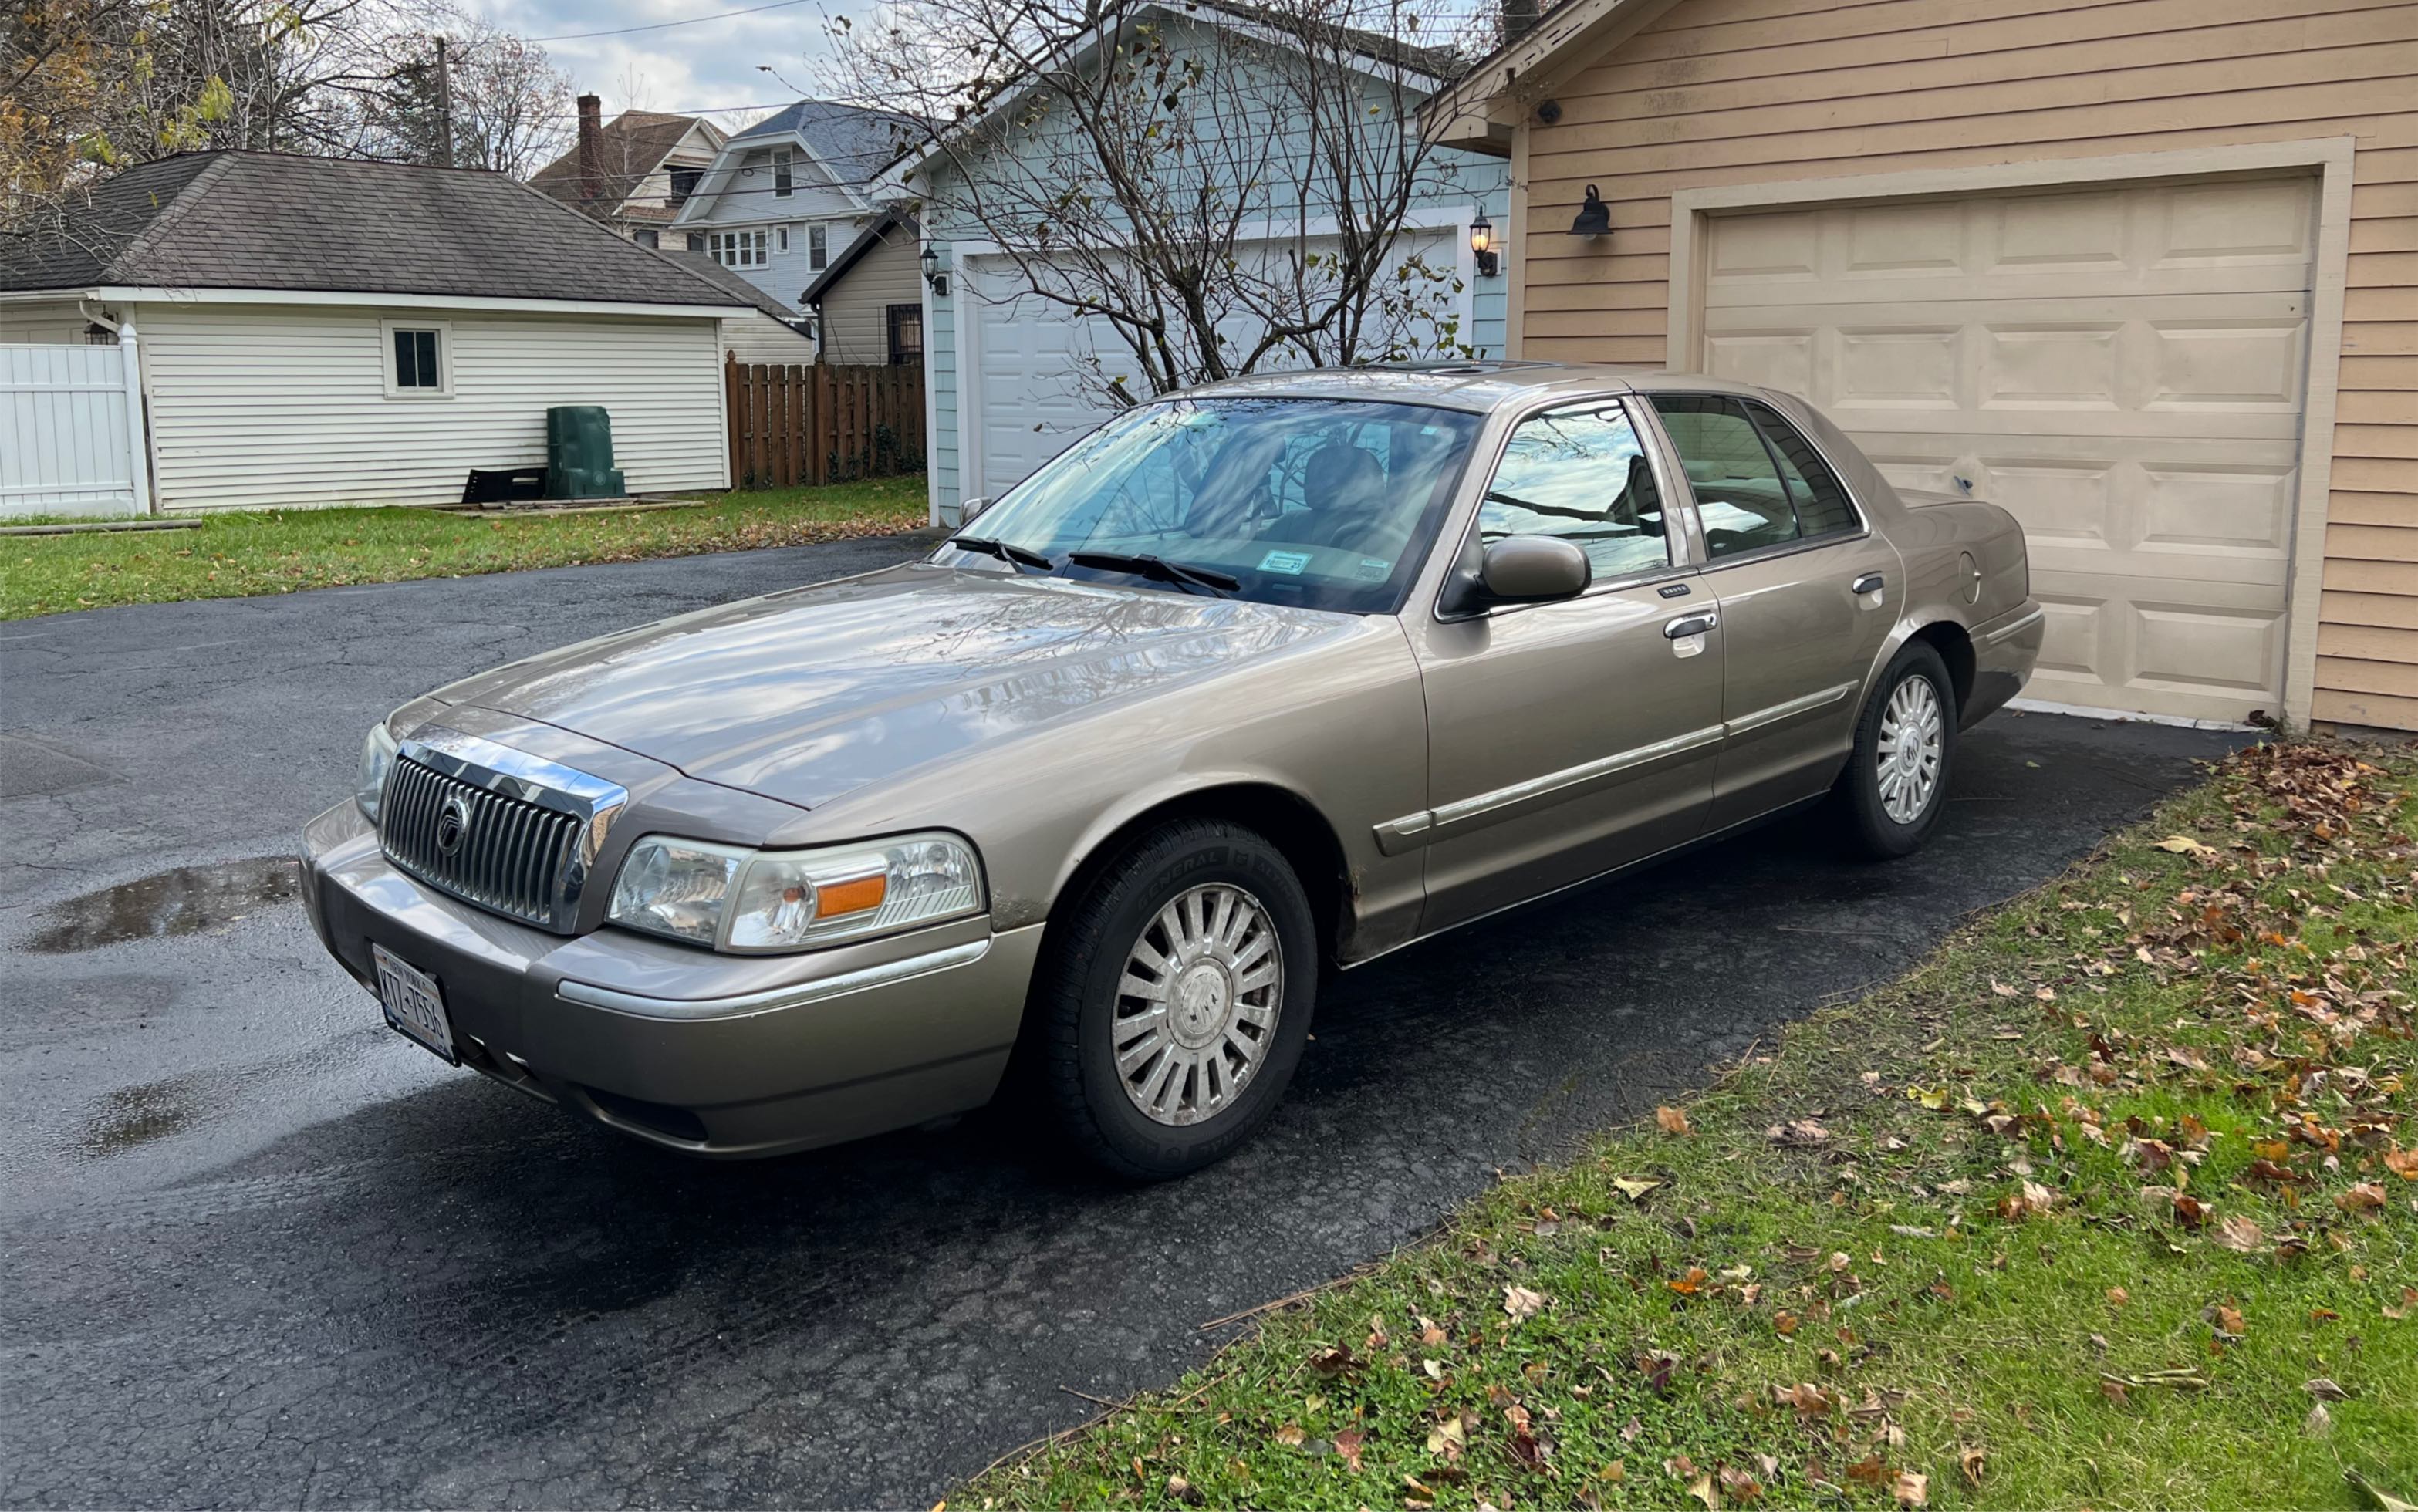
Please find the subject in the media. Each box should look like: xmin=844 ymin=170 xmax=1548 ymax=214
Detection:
xmin=1469 ymin=208 xmax=1499 ymax=278
xmin=920 ymin=245 xmax=950 ymax=297
xmin=1570 ymin=184 xmax=1612 ymax=241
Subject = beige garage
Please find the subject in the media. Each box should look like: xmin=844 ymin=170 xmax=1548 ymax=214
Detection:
xmin=1693 ymin=174 xmax=2318 ymax=724
xmin=1424 ymin=0 xmax=2414 ymax=733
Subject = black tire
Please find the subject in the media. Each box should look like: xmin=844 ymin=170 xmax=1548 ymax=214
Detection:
xmin=1034 ymin=819 xmax=1317 ymax=1180
xmin=1838 ymin=640 xmax=1958 ymax=860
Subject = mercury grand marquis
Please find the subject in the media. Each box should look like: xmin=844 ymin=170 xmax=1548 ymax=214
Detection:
xmin=302 ymin=363 xmax=2044 ymax=1179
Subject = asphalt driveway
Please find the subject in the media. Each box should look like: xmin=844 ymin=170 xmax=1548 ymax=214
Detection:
xmin=0 ymin=540 xmax=2245 ymax=1508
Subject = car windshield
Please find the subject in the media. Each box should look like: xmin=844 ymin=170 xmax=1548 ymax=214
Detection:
xmin=960 ymin=397 xmax=1484 ymax=613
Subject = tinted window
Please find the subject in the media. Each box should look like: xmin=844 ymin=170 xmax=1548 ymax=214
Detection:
xmin=972 ymin=398 xmax=1483 ymax=614
xmin=1648 ymin=395 xmax=1792 ymax=558
xmin=1481 ymin=402 xmax=1670 ymax=580
xmin=1742 ymin=399 xmax=1857 ymax=537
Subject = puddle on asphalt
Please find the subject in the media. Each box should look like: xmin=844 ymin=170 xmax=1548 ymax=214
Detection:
xmin=83 ymin=1078 xmax=198 ymax=1155
xmin=24 ymin=856 xmax=300 ymax=953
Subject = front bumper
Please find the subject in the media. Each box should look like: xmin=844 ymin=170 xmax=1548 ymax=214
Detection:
xmin=302 ymin=802 xmax=1040 ymax=1157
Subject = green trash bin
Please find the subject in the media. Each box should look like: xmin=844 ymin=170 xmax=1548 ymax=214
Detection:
xmin=544 ymin=405 xmax=626 ymax=500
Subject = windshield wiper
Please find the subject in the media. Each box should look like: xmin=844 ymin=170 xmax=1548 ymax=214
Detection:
xmin=1063 ymin=550 xmax=1241 ymax=596
xmin=947 ymin=535 xmax=1055 ymax=572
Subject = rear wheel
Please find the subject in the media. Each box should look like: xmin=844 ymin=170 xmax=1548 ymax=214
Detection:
xmin=1035 ymin=820 xmax=1316 ymax=1180
xmin=1839 ymin=641 xmax=1957 ymax=859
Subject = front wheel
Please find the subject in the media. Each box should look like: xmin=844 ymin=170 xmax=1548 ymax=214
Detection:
xmin=1838 ymin=641 xmax=1957 ymax=859
xmin=1034 ymin=820 xmax=1316 ymax=1180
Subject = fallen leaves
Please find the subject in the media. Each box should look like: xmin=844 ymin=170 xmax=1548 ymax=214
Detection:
xmin=1501 ymin=1285 xmax=1545 ymax=1322
xmin=1656 ymin=1105 xmax=1694 ymax=1136
xmin=1609 ymin=1176 xmax=1662 ymax=1203
xmin=2156 ymin=834 xmax=2218 ymax=857
xmin=2215 ymin=1214 xmax=2265 ymax=1252
xmin=1893 ymin=1469 xmax=1930 ymax=1507
xmin=1766 ymin=1119 xmax=1831 ymax=1148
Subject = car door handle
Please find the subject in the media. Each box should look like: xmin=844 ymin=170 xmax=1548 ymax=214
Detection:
xmin=1852 ymin=572 xmax=1885 ymax=596
xmin=1663 ymin=612 xmax=1718 ymax=639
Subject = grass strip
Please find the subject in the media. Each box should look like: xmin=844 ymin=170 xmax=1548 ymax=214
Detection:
xmin=0 ymin=474 xmax=927 ymax=619
xmin=968 ymin=741 xmax=2418 ymax=1510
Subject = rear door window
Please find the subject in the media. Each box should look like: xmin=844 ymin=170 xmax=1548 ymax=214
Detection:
xmin=1741 ymin=399 xmax=1859 ymax=538
xmin=1648 ymin=394 xmax=1860 ymax=558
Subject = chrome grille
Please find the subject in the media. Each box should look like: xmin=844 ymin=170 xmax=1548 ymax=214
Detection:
xmin=381 ymin=756 xmax=585 ymax=930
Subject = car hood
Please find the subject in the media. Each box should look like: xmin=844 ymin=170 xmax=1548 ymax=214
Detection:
xmin=431 ymin=562 xmax=1361 ymax=810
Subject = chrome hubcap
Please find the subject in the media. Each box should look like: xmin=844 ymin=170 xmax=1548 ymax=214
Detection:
xmin=1877 ymin=673 xmax=1944 ymax=825
xmin=1113 ymin=883 xmax=1283 ymax=1127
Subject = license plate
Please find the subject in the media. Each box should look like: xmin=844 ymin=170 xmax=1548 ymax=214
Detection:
xmin=373 ymin=943 xmax=458 ymax=1064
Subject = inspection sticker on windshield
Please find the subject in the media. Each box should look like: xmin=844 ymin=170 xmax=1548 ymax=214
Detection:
xmin=1258 ymin=549 xmax=1312 ymax=575
xmin=1353 ymin=556 xmax=1390 ymax=580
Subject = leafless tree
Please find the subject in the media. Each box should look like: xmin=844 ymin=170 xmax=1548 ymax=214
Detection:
xmin=353 ymin=6 xmax=573 ymax=175
xmin=822 ymin=0 xmax=1491 ymax=405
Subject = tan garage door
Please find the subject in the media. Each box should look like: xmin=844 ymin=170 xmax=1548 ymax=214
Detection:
xmin=1697 ymin=175 xmax=2318 ymax=724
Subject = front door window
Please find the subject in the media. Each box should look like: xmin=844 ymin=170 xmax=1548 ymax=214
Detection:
xmin=1481 ymin=400 xmax=1671 ymax=581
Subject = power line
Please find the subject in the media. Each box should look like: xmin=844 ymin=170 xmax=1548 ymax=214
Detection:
xmin=531 ymin=0 xmax=816 ymax=43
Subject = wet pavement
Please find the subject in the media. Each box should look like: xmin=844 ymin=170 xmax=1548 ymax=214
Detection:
xmin=2 ymin=540 xmax=2246 ymax=1508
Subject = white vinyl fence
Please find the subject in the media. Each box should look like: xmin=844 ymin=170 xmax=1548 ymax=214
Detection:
xmin=1 ymin=328 xmax=151 ymax=519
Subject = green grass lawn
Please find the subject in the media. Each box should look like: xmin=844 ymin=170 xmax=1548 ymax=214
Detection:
xmin=971 ymin=741 xmax=2418 ymax=1511
xmin=0 ymin=475 xmax=929 ymax=619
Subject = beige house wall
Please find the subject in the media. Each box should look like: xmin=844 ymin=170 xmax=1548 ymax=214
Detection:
xmin=1510 ymin=0 xmax=2418 ymax=730
xmin=816 ymin=228 xmax=924 ymax=366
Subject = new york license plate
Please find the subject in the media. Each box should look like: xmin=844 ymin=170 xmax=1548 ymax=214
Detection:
xmin=373 ymin=943 xmax=458 ymax=1064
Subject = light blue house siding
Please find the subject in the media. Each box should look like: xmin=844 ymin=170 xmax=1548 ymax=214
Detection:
xmin=914 ymin=16 xmax=1510 ymax=525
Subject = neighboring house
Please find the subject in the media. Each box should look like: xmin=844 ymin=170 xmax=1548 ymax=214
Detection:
xmin=529 ymin=97 xmax=728 ymax=248
xmin=665 ymin=250 xmax=822 ymax=364
xmin=798 ymin=210 xmax=925 ymax=366
xmin=1423 ymin=0 xmax=2416 ymax=735
xmin=0 ymin=151 xmax=754 ymax=511
xmin=671 ymin=100 xmax=920 ymax=309
xmin=890 ymin=2 xmax=1512 ymax=525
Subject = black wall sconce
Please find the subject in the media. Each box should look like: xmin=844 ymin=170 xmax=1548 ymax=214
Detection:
xmin=1570 ymin=184 xmax=1611 ymax=241
xmin=920 ymin=244 xmax=950 ymax=297
xmin=1469 ymin=208 xmax=1498 ymax=278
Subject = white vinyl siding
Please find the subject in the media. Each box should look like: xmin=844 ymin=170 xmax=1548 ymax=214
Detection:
xmin=719 ymin=310 xmax=822 ymax=363
xmin=134 ymin=303 xmax=728 ymax=510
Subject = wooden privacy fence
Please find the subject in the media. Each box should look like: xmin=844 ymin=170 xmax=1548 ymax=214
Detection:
xmin=724 ymin=357 xmax=925 ymax=489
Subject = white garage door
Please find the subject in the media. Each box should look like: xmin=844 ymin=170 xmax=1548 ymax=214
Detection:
xmin=964 ymin=230 xmax=1461 ymax=504
xmin=1699 ymin=176 xmax=2318 ymax=724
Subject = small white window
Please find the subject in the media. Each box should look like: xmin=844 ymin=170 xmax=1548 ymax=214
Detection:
xmin=633 ymin=228 xmax=660 ymax=249
xmin=777 ymin=225 xmax=790 ymax=253
xmin=708 ymin=230 xmax=768 ymax=268
xmin=809 ymin=223 xmax=828 ymax=271
xmin=381 ymin=319 xmax=451 ymax=398
xmin=772 ymin=148 xmax=794 ymax=198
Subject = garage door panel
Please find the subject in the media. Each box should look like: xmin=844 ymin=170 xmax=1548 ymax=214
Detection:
xmin=1701 ymin=173 xmax=2317 ymax=723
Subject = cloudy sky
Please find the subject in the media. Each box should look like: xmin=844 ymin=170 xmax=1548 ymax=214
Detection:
xmin=471 ymin=0 xmax=850 ymax=130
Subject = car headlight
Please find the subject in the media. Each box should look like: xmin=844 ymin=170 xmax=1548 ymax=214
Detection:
xmin=358 ymin=721 xmax=400 ymax=825
xmin=607 ymin=832 xmax=986 ymax=953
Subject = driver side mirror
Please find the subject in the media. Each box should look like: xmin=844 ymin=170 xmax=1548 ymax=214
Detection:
xmin=959 ymin=495 xmax=994 ymax=526
xmin=1439 ymin=535 xmax=1592 ymax=619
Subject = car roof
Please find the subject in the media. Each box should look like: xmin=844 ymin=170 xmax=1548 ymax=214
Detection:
xmin=1178 ymin=363 xmax=1781 ymax=413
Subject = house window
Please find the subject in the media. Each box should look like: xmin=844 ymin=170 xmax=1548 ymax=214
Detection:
xmin=633 ymin=228 xmax=660 ymax=248
xmin=772 ymin=148 xmax=794 ymax=198
xmin=777 ymin=225 xmax=790 ymax=253
xmin=668 ymin=167 xmax=701 ymax=204
xmin=686 ymin=232 xmax=706 ymax=251
xmin=886 ymin=303 xmax=924 ymax=364
xmin=708 ymin=229 xmax=768 ymax=268
xmin=809 ymin=223 xmax=828 ymax=271
xmin=381 ymin=319 xmax=451 ymax=397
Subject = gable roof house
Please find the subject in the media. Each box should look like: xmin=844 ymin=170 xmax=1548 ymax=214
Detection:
xmin=529 ymin=98 xmax=729 ymax=248
xmin=797 ymin=209 xmax=924 ymax=366
xmin=892 ymin=1 xmax=1512 ymax=526
xmin=0 ymin=151 xmax=755 ymax=511
xmin=1423 ymin=0 xmax=2417 ymax=735
xmin=669 ymin=100 xmax=921 ymax=312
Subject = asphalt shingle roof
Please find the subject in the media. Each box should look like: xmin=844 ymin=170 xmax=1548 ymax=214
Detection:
xmin=529 ymin=110 xmax=711 ymax=221
xmin=731 ymin=100 xmax=923 ymax=186
xmin=662 ymin=250 xmax=802 ymax=319
xmin=0 ymin=151 xmax=756 ymax=309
